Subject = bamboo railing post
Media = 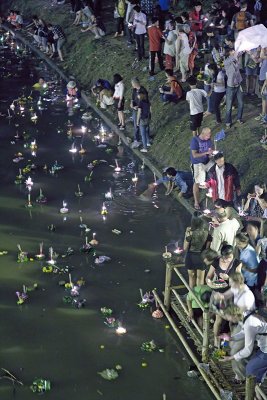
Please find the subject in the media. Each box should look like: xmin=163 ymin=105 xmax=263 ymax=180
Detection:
xmin=164 ymin=262 xmax=173 ymax=311
xmin=202 ymin=310 xmax=210 ymax=362
xmin=245 ymin=375 xmax=256 ymax=400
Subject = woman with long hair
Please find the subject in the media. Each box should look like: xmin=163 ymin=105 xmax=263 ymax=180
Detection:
xmin=137 ymin=88 xmax=151 ymax=153
xmin=184 ymin=214 xmax=211 ymax=288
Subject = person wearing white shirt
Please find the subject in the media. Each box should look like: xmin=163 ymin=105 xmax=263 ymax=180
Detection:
xmin=175 ymin=25 xmax=191 ymax=82
xmin=132 ymin=6 xmax=146 ymax=61
xmin=221 ymin=307 xmax=267 ymax=385
xmin=210 ymin=208 xmax=240 ymax=252
xmin=213 ymin=272 xmax=256 ymax=381
xmin=113 ymin=74 xmax=125 ymax=130
xmin=163 ymin=20 xmax=176 ymax=71
xmin=186 ymin=75 xmax=207 ymax=136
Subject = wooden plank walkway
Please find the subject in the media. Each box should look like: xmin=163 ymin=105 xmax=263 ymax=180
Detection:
xmin=170 ymin=295 xmax=267 ymax=400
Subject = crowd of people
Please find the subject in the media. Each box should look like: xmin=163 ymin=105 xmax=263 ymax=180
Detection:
xmin=3 ymin=0 xmax=267 ymax=393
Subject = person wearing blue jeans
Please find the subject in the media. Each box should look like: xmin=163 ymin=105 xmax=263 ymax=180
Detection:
xmin=130 ymin=77 xmax=148 ymax=148
xmin=154 ymin=167 xmax=193 ymax=197
xmin=136 ymin=88 xmax=151 ymax=153
xmin=225 ymin=85 xmax=244 ymax=126
xmin=224 ymin=48 xmax=244 ymax=127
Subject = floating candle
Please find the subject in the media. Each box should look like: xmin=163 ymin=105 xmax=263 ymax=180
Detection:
xmin=105 ymin=188 xmax=113 ymax=200
xmin=114 ymin=159 xmax=121 ymax=173
xmin=60 ymin=201 xmax=69 ymax=214
xmin=132 ymin=173 xmax=138 ymax=183
xmin=81 ymin=125 xmax=87 ymax=133
xmin=116 ymin=325 xmax=127 ymax=335
xmin=69 ymin=143 xmax=77 ymax=153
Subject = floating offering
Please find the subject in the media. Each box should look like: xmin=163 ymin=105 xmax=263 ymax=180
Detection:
xmin=36 ymin=188 xmax=47 ymax=204
xmin=60 ymin=201 xmax=69 ymax=214
xmin=36 ymin=242 xmax=45 ymax=260
xmin=132 ymin=173 xmax=138 ymax=183
xmin=17 ymin=244 xmax=28 ymax=263
xmin=112 ymin=229 xmax=121 ymax=235
xmin=101 ymin=203 xmax=108 ymax=217
xmin=25 ymin=176 xmax=33 ymax=189
xmin=79 ymin=144 xmax=86 ymax=154
xmin=114 ymin=159 xmax=121 ymax=173
xmin=30 ymin=378 xmax=51 ymax=394
xmin=137 ymin=288 xmax=150 ymax=309
xmin=116 ymin=325 xmax=127 ymax=335
xmin=162 ymin=246 xmax=172 ymax=259
xmin=105 ymin=188 xmax=113 ymax=200
xmin=69 ymin=143 xmax=77 ymax=153
xmin=81 ymin=112 xmax=93 ymax=120
xmin=100 ymin=307 xmax=113 ymax=316
xmin=30 ymin=140 xmax=37 ymax=150
xmin=89 ymin=232 xmax=98 ymax=246
xmin=141 ymin=340 xmax=157 ymax=352
xmin=152 ymin=309 xmax=164 ymax=319
xmin=75 ymin=184 xmax=83 ymax=197
xmin=95 ymin=256 xmax=111 ymax=264
xmin=80 ymin=237 xmax=92 ymax=253
xmin=98 ymin=369 xmax=119 ymax=380
xmin=47 ymin=247 xmax=56 ymax=265
xmin=104 ymin=317 xmax=118 ymax=328
xmin=16 ymin=287 xmax=28 ymax=305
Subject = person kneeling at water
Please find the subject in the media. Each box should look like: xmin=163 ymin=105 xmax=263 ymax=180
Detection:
xmin=220 ymin=306 xmax=267 ymax=389
xmin=66 ymin=81 xmax=80 ymax=100
xmin=150 ymin=167 xmax=193 ymax=197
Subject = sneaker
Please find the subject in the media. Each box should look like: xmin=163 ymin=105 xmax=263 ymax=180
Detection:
xmin=237 ymin=119 xmax=244 ymax=125
xmin=226 ymin=123 xmax=231 ymax=129
xmin=147 ymin=143 xmax=151 ymax=147
xmin=140 ymin=148 xmax=148 ymax=153
xmin=119 ymin=125 xmax=125 ymax=130
xmin=255 ymin=114 xmax=264 ymax=121
xmin=131 ymin=141 xmax=141 ymax=149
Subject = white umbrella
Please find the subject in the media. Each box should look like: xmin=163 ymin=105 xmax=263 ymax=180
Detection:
xmin=235 ymin=24 xmax=267 ymax=53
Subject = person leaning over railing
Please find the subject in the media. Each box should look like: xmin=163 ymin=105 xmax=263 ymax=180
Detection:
xmin=220 ymin=305 xmax=267 ymax=390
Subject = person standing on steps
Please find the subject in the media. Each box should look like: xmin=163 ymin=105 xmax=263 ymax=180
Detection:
xmin=147 ymin=17 xmax=164 ymax=76
xmin=186 ymin=75 xmax=207 ymax=136
xmin=190 ymin=127 xmax=214 ymax=210
xmin=132 ymin=6 xmax=147 ymax=62
xmin=224 ymin=47 xmax=244 ymax=128
xmin=47 ymin=23 xmax=66 ymax=62
xmin=113 ymin=73 xmax=125 ymax=130
xmin=130 ymin=77 xmax=148 ymax=149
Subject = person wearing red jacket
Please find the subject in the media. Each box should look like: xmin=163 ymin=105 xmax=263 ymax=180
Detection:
xmin=147 ymin=17 xmax=164 ymax=76
xmin=206 ymin=152 xmax=241 ymax=204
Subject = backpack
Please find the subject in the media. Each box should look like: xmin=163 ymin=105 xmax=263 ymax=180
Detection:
xmin=235 ymin=11 xmax=248 ymax=31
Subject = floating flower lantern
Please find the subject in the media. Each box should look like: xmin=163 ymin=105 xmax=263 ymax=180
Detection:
xmin=132 ymin=173 xmax=138 ymax=183
xmin=30 ymin=140 xmax=37 ymax=150
xmin=31 ymin=113 xmax=38 ymax=122
xmin=101 ymin=203 xmax=108 ymax=215
xmin=75 ymin=184 xmax=83 ymax=197
xmin=25 ymin=193 xmax=33 ymax=208
xmin=90 ymin=232 xmax=98 ymax=246
xmin=47 ymin=247 xmax=56 ymax=265
xmin=114 ymin=159 xmax=121 ymax=173
xmin=60 ymin=201 xmax=69 ymax=214
xmin=152 ymin=309 xmax=164 ymax=319
xmin=116 ymin=324 xmax=127 ymax=335
xmin=10 ymin=103 xmax=15 ymax=111
xmin=80 ymin=237 xmax=92 ymax=253
xmin=81 ymin=125 xmax=87 ymax=133
xmin=36 ymin=188 xmax=47 ymax=204
xmin=105 ymin=188 xmax=113 ymax=200
xmin=162 ymin=246 xmax=172 ymax=259
xmin=79 ymin=144 xmax=86 ymax=154
xmin=25 ymin=176 xmax=33 ymax=190
xmin=69 ymin=143 xmax=77 ymax=153
xmin=36 ymin=242 xmax=45 ymax=260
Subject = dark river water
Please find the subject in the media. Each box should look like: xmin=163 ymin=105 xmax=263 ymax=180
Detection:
xmin=0 ymin=33 xmax=212 ymax=400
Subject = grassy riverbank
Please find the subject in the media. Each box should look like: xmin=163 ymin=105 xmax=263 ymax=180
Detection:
xmin=7 ymin=0 xmax=267 ymax=194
